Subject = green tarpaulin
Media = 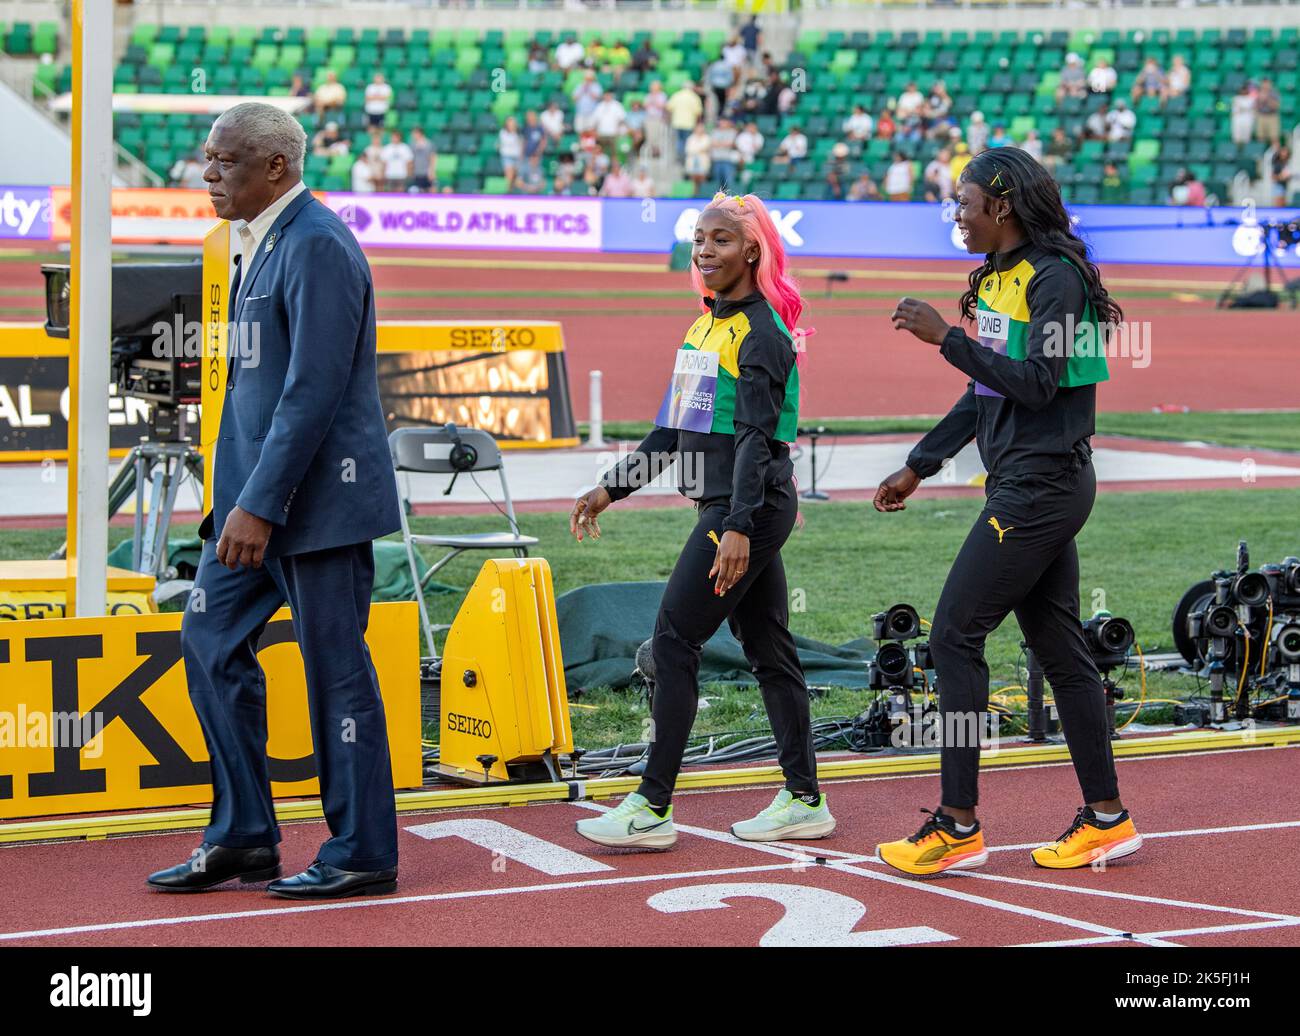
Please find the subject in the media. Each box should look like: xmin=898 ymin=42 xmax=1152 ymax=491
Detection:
xmin=556 ymin=581 xmax=874 ymax=691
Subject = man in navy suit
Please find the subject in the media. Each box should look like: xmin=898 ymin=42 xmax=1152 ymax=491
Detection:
xmin=147 ymin=103 xmax=404 ymax=899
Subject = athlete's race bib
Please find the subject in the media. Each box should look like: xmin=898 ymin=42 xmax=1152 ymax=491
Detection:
xmin=974 ymin=309 xmax=1010 ymax=398
xmin=654 ymin=348 xmax=721 ymax=432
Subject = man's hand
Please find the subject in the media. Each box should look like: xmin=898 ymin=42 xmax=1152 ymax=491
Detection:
xmin=216 ymin=506 xmax=273 ymax=570
xmin=709 ymin=530 xmax=750 ymax=596
xmin=570 ymin=486 xmax=612 ymax=542
xmin=874 ymin=465 xmax=922 ymax=512
xmin=891 ymin=296 xmax=951 ymax=345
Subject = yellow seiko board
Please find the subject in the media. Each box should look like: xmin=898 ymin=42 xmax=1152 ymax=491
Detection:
xmin=0 ymin=603 xmax=421 ymax=820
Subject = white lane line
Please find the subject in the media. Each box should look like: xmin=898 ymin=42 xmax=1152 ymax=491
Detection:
xmin=1015 ymin=917 xmax=1300 ymax=947
xmin=0 ymin=856 xmax=877 ymax=943
xmin=988 ymin=819 xmax=1300 ymax=852
xmin=572 ymin=801 xmax=1176 ymax=946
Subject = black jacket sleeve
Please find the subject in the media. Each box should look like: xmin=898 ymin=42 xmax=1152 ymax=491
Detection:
xmin=598 ymin=424 xmax=678 ymax=501
xmin=936 ymin=258 xmax=1085 ymax=412
xmin=905 ymin=381 xmax=978 ymax=478
xmin=723 ymin=325 xmax=793 ymax=536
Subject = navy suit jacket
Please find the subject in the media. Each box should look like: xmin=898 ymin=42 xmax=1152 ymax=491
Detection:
xmin=204 ymin=190 xmax=401 ymax=558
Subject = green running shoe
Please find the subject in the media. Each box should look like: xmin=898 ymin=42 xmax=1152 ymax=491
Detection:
xmin=731 ymin=789 xmax=836 ymax=841
xmin=575 ymin=793 xmax=677 ymax=849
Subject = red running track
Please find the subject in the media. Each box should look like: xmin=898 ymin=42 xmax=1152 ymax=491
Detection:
xmin=0 ymin=742 xmax=1295 ymax=947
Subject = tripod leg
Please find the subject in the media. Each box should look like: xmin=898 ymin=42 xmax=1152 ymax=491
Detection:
xmin=139 ymin=453 xmax=171 ymax=576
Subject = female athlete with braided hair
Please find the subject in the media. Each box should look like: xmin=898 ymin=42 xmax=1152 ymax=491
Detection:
xmin=875 ymin=145 xmax=1142 ymax=876
xmin=569 ymin=192 xmax=834 ymax=849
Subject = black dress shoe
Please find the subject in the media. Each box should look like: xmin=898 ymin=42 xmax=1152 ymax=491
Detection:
xmin=266 ymin=860 xmax=397 ymax=900
xmin=146 ymin=842 xmax=281 ymax=892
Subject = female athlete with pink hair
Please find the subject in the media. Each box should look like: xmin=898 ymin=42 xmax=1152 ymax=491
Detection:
xmin=569 ymin=192 xmax=834 ymax=849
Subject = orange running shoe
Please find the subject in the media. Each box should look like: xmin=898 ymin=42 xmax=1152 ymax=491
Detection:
xmin=1031 ymin=807 xmax=1143 ymax=870
xmin=876 ymin=809 xmax=989 ymax=877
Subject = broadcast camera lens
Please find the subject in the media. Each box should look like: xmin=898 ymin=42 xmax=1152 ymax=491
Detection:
xmin=1206 ymin=605 xmax=1238 ymax=639
xmin=1277 ymin=625 xmax=1300 ymax=664
xmin=875 ymin=642 xmax=911 ymax=683
xmin=1096 ymin=617 xmax=1135 ymax=655
xmin=1284 ymin=558 xmax=1300 ymax=596
xmin=883 ymin=604 xmax=921 ymax=641
xmin=1233 ymin=572 xmax=1271 ymax=607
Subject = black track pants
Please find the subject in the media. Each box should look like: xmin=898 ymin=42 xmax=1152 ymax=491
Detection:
xmin=637 ymin=479 xmax=817 ymax=805
xmin=929 ymin=461 xmax=1120 ymax=809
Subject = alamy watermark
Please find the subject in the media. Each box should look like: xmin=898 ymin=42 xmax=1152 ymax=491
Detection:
xmin=151 ymin=316 xmax=261 ymax=370
xmin=1043 ymin=314 xmax=1151 ymax=369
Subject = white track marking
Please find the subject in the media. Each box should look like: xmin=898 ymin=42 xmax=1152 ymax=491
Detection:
xmin=988 ymin=818 xmax=1300 ymax=852
xmin=1016 ymin=918 xmax=1300 ymax=947
xmin=0 ymin=856 xmax=878 ymax=943
xmin=574 ymin=801 xmax=1176 ymax=945
xmin=405 ymin=819 xmax=614 ymax=875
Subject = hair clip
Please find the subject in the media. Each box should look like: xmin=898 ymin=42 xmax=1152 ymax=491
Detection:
xmin=989 ymin=169 xmax=1014 ymax=195
xmin=736 ymin=196 xmax=746 ymax=208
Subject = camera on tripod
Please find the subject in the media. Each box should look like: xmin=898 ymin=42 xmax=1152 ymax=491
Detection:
xmin=861 ymin=603 xmax=935 ymax=749
xmin=42 ymin=261 xmax=204 ymax=442
xmin=1175 ymin=541 xmax=1300 ymax=723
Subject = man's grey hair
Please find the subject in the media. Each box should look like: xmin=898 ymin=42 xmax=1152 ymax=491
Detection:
xmin=213 ymin=102 xmax=307 ymax=177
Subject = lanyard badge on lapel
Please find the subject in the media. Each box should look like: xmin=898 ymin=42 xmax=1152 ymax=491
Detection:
xmin=264 ymin=231 xmax=277 ymax=254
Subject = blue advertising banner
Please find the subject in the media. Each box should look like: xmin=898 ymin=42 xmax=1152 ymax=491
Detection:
xmin=0 ymin=187 xmax=52 ymax=241
xmin=601 ymin=197 xmax=1300 ymax=267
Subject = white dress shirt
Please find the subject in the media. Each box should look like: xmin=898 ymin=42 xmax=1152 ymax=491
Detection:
xmin=237 ymin=180 xmax=308 ymax=273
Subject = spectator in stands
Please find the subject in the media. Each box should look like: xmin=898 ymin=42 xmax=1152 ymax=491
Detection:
xmin=408 ymin=127 xmax=435 ymax=192
xmin=631 ymin=38 xmax=658 ymax=75
xmin=884 ymin=151 xmax=914 ymax=201
xmin=925 ymin=80 xmax=954 ymax=137
xmin=684 ymin=122 xmax=713 ymax=192
xmin=600 ymin=161 xmax=633 ymax=197
xmin=924 ymin=147 xmax=954 ymax=201
xmin=351 ymin=141 xmax=382 ymax=193
xmin=585 ymin=35 xmax=608 ymax=72
xmin=706 ymin=54 xmax=735 ymax=117
xmin=555 ymin=35 xmax=585 ymax=72
xmin=578 ymin=166 xmax=602 ymax=196
xmin=1106 ymin=99 xmax=1136 ymax=142
xmin=313 ymin=70 xmax=346 ymax=122
xmin=499 ymin=116 xmax=524 ymax=190
xmin=847 ymin=171 xmax=882 ymax=201
xmin=528 ymin=42 xmax=550 ymax=75
xmin=825 ymin=141 xmax=853 ymax=200
xmin=364 ymin=72 xmax=392 ymax=130
xmin=709 ymin=116 xmax=740 ymax=189
xmin=895 ymin=108 xmax=924 ymax=148
xmin=1230 ymin=83 xmax=1256 ymax=146
xmin=897 ymin=81 xmax=925 ymax=121
xmin=606 ymin=39 xmax=632 ymax=82
xmin=965 ymin=110 xmax=988 ymax=154
xmin=1166 ymin=55 xmax=1191 ymax=99
xmin=1088 ymin=56 xmax=1117 ymax=96
xmin=876 ymin=107 xmax=896 ymax=141
xmin=624 ymin=98 xmax=647 ymax=153
xmin=773 ymin=122 xmax=808 ymax=167
xmin=170 ymin=149 xmax=206 ymax=189
xmin=776 ymin=74 xmax=799 ymax=117
xmin=1045 ymin=126 xmax=1074 ymax=171
xmin=1170 ymin=168 xmax=1206 ymax=206
xmin=1256 ymin=78 xmax=1282 ymax=146
xmin=380 ymin=130 xmax=413 ymax=192
xmin=312 ymin=121 xmax=348 ymax=158
xmin=760 ymin=70 xmax=783 ymax=116
xmin=644 ymin=80 xmax=668 ymax=121
xmin=723 ymin=35 xmax=749 ymax=72
xmin=1085 ymin=103 xmax=1109 ymax=142
xmin=738 ymin=73 xmax=768 ymax=118
xmin=518 ymin=153 xmax=547 ymax=195
xmin=593 ymin=92 xmax=627 ymax=155
xmin=289 ymin=74 xmax=312 ymax=100
xmin=949 ymin=140 xmax=971 ymax=182
xmin=523 ymin=109 xmax=547 ymax=164
xmin=540 ymin=99 xmax=566 ymax=142
xmin=1130 ymin=57 xmax=1165 ymax=103
xmin=1057 ymin=53 xmax=1087 ymax=101
xmin=1269 ymin=144 xmax=1294 ymax=205
xmin=843 ymin=103 xmax=874 ymax=142
xmin=631 ymin=165 xmax=657 ymax=198
xmin=988 ymin=124 xmax=1011 ymax=148
xmin=554 ymin=152 xmax=578 ymax=193
xmin=1101 ymin=162 xmax=1125 ymax=203
xmin=735 ymin=120 xmax=764 ymax=170
xmin=572 ymin=70 xmax=604 ymax=133
xmin=1020 ymin=128 xmax=1043 ymax=162
xmin=667 ymin=81 xmax=704 ymax=158
xmin=577 ymin=126 xmax=611 ymax=179
xmin=740 ymin=16 xmax=762 ymax=62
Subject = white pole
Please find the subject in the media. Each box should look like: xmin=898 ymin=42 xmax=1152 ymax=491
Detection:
xmin=70 ymin=0 xmax=113 ymax=616
xmin=587 ymin=369 xmax=606 ymax=449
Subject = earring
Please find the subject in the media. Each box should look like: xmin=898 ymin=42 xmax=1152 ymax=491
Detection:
xmin=996 ymin=214 xmax=1006 ymax=225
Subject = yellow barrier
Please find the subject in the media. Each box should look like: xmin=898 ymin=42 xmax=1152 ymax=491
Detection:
xmin=0 ymin=603 xmax=422 ymax=820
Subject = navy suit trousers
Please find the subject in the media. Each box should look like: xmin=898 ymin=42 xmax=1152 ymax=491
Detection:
xmin=181 ymin=539 xmax=399 ymax=871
